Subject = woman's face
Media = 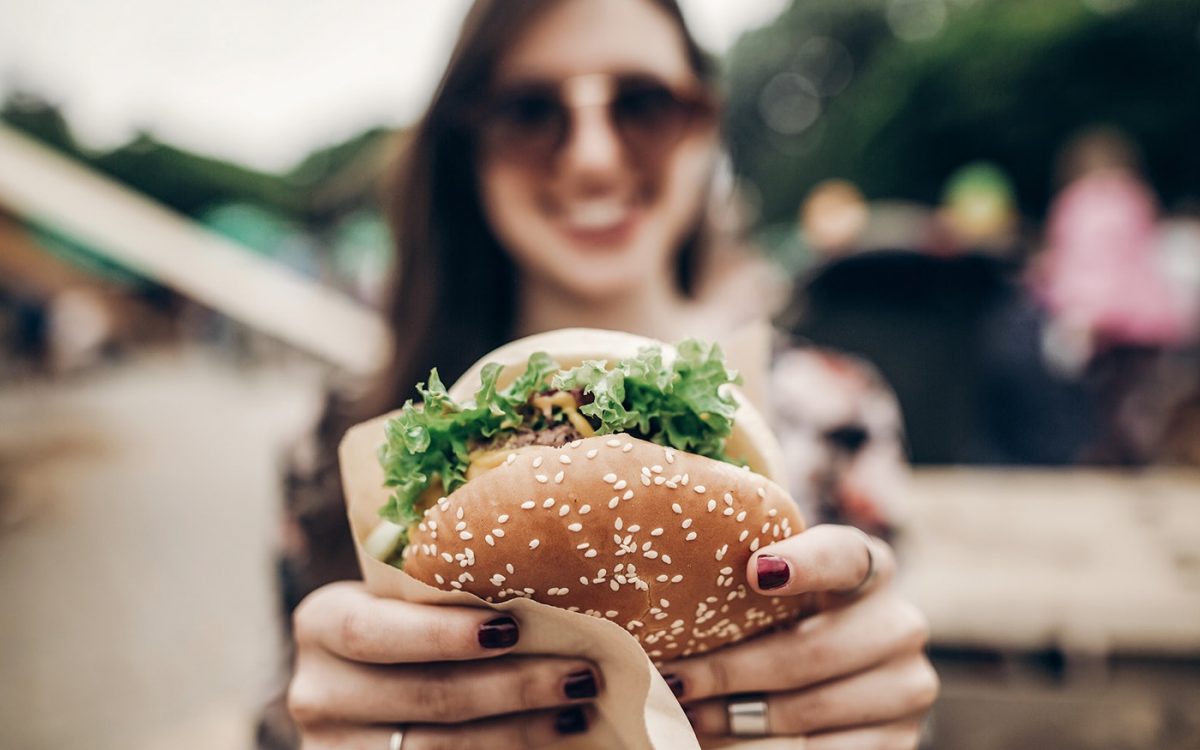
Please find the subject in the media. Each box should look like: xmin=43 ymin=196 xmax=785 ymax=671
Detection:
xmin=477 ymin=0 xmax=719 ymax=301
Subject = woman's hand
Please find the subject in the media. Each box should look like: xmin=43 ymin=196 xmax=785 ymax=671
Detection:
xmin=288 ymin=581 xmax=600 ymax=749
xmin=660 ymin=525 xmax=938 ymax=749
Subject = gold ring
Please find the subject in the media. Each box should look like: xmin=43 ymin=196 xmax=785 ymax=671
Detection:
xmin=845 ymin=529 xmax=877 ymax=595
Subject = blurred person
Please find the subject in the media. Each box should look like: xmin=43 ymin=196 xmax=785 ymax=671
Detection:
xmin=799 ymin=178 xmax=869 ymax=259
xmin=262 ymin=1 xmax=936 ymax=748
xmin=1029 ymin=130 xmax=1198 ymax=463
xmin=934 ymin=162 xmax=1019 ymax=258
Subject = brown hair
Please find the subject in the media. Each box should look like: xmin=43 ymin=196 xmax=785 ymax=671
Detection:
xmin=364 ymin=0 xmax=717 ymax=418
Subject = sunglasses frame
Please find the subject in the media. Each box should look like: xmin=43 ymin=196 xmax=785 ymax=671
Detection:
xmin=462 ymin=71 xmax=719 ymax=167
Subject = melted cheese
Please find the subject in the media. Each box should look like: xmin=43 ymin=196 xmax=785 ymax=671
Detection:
xmin=531 ymin=392 xmax=595 ymax=437
xmin=466 ymin=448 xmax=510 ymax=480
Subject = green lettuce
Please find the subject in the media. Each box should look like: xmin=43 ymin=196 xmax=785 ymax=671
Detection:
xmin=377 ymin=341 xmax=741 ymax=535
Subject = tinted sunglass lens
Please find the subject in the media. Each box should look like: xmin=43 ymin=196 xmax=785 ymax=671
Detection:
xmin=489 ymin=92 xmax=566 ymax=160
xmin=612 ymin=84 xmax=690 ymax=152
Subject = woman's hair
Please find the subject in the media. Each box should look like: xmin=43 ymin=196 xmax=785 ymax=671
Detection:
xmin=365 ymin=0 xmax=717 ymax=418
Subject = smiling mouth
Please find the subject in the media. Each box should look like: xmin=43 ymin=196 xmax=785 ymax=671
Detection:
xmin=561 ymin=199 xmax=635 ymax=232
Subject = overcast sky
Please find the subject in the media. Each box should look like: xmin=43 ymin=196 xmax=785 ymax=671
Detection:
xmin=0 ymin=0 xmax=787 ymax=171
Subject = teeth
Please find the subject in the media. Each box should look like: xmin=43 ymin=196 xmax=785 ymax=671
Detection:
xmin=565 ymin=201 xmax=627 ymax=230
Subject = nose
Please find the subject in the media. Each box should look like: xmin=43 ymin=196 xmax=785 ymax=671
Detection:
xmin=558 ymin=105 xmax=625 ymax=177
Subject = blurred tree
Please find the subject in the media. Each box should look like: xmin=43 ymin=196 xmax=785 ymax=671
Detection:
xmin=725 ymin=0 xmax=1200 ymax=226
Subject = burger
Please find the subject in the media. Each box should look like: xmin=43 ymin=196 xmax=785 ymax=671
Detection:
xmin=364 ymin=329 xmax=805 ymax=661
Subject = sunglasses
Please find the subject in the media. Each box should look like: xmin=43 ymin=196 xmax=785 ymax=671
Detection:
xmin=472 ymin=72 xmax=717 ymax=166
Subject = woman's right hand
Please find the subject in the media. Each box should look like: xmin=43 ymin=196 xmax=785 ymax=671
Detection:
xmin=288 ymin=581 xmax=600 ymax=749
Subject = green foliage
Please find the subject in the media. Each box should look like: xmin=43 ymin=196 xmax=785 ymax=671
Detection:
xmin=724 ymin=0 xmax=1200 ymax=228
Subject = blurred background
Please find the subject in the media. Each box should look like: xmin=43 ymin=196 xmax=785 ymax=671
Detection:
xmin=1 ymin=0 xmax=1198 ymax=748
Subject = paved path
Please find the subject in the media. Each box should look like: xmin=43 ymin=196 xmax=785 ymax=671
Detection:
xmin=0 ymin=349 xmax=323 ymax=750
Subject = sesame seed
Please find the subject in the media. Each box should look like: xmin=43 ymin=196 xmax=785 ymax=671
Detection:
xmin=567 ymin=522 xmax=583 ymax=532
xmin=491 ymin=574 xmax=505 ymax=585
xmin=586 ymin=448 xmax=598 ymax=459
xmin=736 ymin=510 xmax=747 ymax=522
xmin=615 ymin=517 xmax=623 ymax=530
xmin=651 ymin=527 xmax=664 ymax=537
xmin=773 ymin=524 xmax=781 ymax=537
xmin=498 ymin=514 xmax=510 ymax=523
xmin=757 ymin=487 xmax=766 ymax=499
xmin=686 ymin=531 xmax=697 ymax=541
xmin=653 ymin=476 xmax=666 ymax=485
xmin=559 ymin=455 xmax=571 ymax=464
xmin=535 ymin=474 xmax=548 ymax=483
xmin=613 ymin=479 xmax=628 ymax=491
xmin=456 ymin=507 xmax=466 ymax=519
xmin=459 ymin=531 xmax=473 ymax=540
xmin=450 ymin=581 xmax=463 ymax=589
xmin=521 ymin=500 xmax=536 ymax=510
xmin=627 ymin=524 xmax=641 ymax=533
xmin=485 ymin=535 xmax=495 ymax=546
xmin=657 ymin=574 xmax=670 ymax=582
xmin=724 ymin=493 xmax=735 ymax=506
xmin=559 ymin=588 xmax=571 ymax=595
xmin=671 ymin=574 xmax=683 ymax=583
xmin=529 ymin=539 xmax=540 ymax=549
xmin=660 ymin=598 xmax=671 ymax=608
xmin=579 ymin=504 xmax=591 ymax=514
xmin=739 ymin=529 xmax=749 ymax=542
xmin=585 ymin=549 xmax=598 ymax=558
xmin=543 ymin=498 xmax=555 ymax=508
xmin=750 ymin=538 xmax=760 ymax=551
xmin=435 ymin=574 xmax=445 ymax=585
xmin=532 ymin=456 xmax=543 ymax=469
xmin=707 ymin=499 xmax=717 ymax=512
xmin=762 ymin=522 xmax=771 ymax=533
xmin=603 ymin=473 xmax=618 ymax=484
xmin=493 ymin=528 xmax=505 ymax=538
xmin=768 ymin=508 xmax=778 ymax=518
xmin=607 ymin=438 xmax=622 ymax=447
xmin=438 ymin=498 xmax=450 ymax=511
xmin=455 ymin=521 xmax=467 ymax=531
xmin=716 ymin=544 xmax=728 ymax=561
xmin=554 ymin=471 xmax=565 ymax=483
xmin=559 ymin=504 xmax=570 ymax=517
xmin=681 ymin=473 xmax=689 ymax=485
xmin=682 ymin=518 xmax=693 ymax=529
xmin=506 ymin=563 xmax=515 ymax=573
xmin=506 ymin=453 xmax=517 ymax=465
xmin=641 ymin=475 xmax=652 ymax=487
xmin=651 ymin=465 xmax=663 ymax=474
xmin=622 ymin=443 xmax=634 ymax=453
xmin=608 ymin=497 xmax=620 ymax=509
xmin=693 ymin=486 xmax=706 ymax=494
xmin=662 ymin=555 xmax=672 ymax=564
xmin=610 ymin=580 xmax=620 ymax=591
xmin=441 ymin=552 xmax=454 ymax=562
xmin=644 ymin=550 xmax=659 ymax=559
xmin=623 ymin=490 xmax=634 ymax=500
xmin=665 ymin=449 xmax=675 ymax=464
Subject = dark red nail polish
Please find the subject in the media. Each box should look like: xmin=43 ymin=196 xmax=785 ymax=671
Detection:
xmin=564 ymin=669 xmax=598 ymax=699
xmin=756 ymin=554 xmax=790 ymax=590
xmin=478 ymin=616 xmax=518 ymax=649
xmin=662 ymin=673 xmax=685 ymax=698
xmin=555 ymin=706 xmax=588 ymax=735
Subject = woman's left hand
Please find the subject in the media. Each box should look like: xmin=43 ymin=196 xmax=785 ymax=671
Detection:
xmin=660 ymin=525 xmax=938 ymax=749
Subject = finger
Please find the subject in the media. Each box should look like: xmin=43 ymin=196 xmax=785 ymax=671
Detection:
xmin=294 ymin=581 xmax=521 ymax=663
xmin=663 ymin=591 xmax=929 ymax=701
xmin=303 ymin=706 xmax=594 ymax=750
xmin=290 ymin=653 xmax=600 ymax=726
xmin=748 ymin=525 xmax=894 ymax=597
xmin=805 ymin=717 xmax=926 ymax=750
xmin=685 ymin=653 xmax=938 ymax=736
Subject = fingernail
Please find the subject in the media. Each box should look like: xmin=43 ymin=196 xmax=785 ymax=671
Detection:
xmin=563 ymin=669 xmax=598 ymax=699
xmin=555 ymin=706 xmax=588 ymax=735
xmin=662 ymin=673 xmax=685 ymax=698
xmin=756 ymin=554 xmax=790 ymax=590
xmin=478 ymin=616 xmax=519 ymax=649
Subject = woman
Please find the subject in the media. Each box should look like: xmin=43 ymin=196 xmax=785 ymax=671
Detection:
xmin=270 ymin=1 xmax=937 ymax=747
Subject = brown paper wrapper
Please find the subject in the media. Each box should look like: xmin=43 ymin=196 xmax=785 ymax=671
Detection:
xmin=340 ymin=414 xmax=701 ymax=750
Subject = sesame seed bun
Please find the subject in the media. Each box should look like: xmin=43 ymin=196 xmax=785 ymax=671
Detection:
xmin=398 ymin=329 xmax=806 ymax=660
